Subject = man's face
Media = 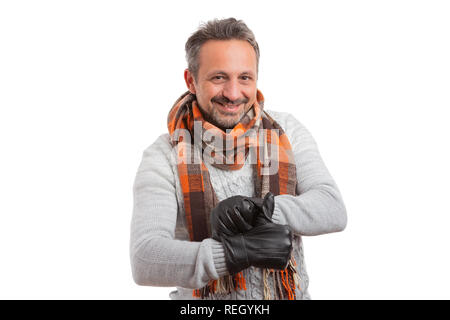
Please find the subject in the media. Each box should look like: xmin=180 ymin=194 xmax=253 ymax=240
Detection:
xmin=184 ymin=39 xmax=258 ymax=131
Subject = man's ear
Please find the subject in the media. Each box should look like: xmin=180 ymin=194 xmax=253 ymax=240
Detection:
xmin=184 ymin=69 xmax=197 ymax=94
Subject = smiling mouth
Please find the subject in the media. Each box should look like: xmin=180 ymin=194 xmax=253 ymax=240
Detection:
xmin=215 ymin=102 xmax=242 ymax=113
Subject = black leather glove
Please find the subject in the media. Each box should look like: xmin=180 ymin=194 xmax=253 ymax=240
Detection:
xmin=245 ymin=192 xmax=275 ymax=226
xmin=210 ymin=195 xmax=255 ymax=241
xmin=210 ymin=192 xmax=276 ymax=241
xmin=220 ymin=222 xmax=293 ymax=274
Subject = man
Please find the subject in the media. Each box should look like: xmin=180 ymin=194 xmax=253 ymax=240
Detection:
xmin=130 ymin=17 xmax=347 ymax=300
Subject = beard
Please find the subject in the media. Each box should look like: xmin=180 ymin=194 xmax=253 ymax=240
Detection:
xmin=208 ymin=104 xmax=247 ymax=130
xmin=204 ymin=95 xmax=251 ymax=131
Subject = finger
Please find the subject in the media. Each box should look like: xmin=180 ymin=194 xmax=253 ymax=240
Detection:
xmin=217 ymin=217 xmax=235 ymax=237
xmin=237 ymin=199 xmax=259 ymax=225
xmin=220 ymin=212 xmax=240 ymax=235
xmin=262 ymin=192 xmax=275 ymax=221
xmin=241 ymin=198 xmax=255 ymax=213
xmin=246 ymin=197 xmax=263 ymax=209
xmin=230 ymin=207 xmax=253 ymax=232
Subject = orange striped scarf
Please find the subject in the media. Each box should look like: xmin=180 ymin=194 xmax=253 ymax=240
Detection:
xmin=167 ymin=89 xmax=301 ymax=299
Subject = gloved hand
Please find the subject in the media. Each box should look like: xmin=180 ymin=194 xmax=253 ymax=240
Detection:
xmin=210 ymin=195 xmax=255 ymax=241
xmin=245 ymin=192 xmax=275 ymax=226
xmin=210 ymin=192 xmax=276 ymax=241
xmin=220 ymin=222 xmax=293 ymax=274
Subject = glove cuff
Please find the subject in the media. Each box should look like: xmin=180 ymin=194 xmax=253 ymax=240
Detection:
xmin=221 ymin=234 xmax=250 ymax=275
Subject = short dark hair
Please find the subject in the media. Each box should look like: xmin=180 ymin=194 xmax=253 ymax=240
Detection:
xmin=185 ymin=17 xmax=260 ymax=81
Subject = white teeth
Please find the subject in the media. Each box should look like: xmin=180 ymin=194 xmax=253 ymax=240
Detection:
xmin=215 ymin=102 xmax=239 ymax=108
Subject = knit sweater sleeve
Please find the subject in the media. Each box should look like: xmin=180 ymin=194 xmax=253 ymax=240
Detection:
xmin=129 ymin=134 xmax=228 ymax=289
xmin=268 ymin=111 xmax=348 ymax=236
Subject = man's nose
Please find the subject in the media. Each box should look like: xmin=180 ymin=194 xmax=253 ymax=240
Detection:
xmin=222 ymin=79 xmax=241 ymax=103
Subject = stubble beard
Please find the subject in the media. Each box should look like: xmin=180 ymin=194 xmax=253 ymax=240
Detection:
xmin=208 ymin=104 xmax=247 ymax=131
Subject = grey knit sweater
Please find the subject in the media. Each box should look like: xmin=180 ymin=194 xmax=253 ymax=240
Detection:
xmin=129 ymin=110 xmax=347 ymax=300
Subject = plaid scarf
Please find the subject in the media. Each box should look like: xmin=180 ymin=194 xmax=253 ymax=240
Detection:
xmin=167 ymin=89 xmax=301 ymax=299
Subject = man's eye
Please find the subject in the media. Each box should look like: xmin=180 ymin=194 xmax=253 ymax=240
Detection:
xmin=241 ymin=76 xmax=250 ymax=80
xmin=213 ymin=76 xmax=224 ymax=80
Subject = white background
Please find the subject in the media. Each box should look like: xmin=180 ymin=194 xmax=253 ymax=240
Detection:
xmin=1 ymin=0 xmax=449 ymax=299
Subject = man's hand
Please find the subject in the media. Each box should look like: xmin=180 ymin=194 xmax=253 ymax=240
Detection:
xmin=210 ymin=192 xmax=292 ymax=273
xmin=245 ymin=192 xmax=275 ymax=227
xmin=210 ymin=195 xmax=254 ymax=241
xmin=220 ymin=222 xmax=293 ymax=274
xmin=210 ymin=192 xmax=276 ymax=241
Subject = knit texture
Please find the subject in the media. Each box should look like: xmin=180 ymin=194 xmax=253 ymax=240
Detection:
xmin=167 ymin=89 xmax=300 ymax=299
xmin=130 ymin=110 xmax=347 ymax=299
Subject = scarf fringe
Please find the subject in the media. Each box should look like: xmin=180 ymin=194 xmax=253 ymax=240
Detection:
xmin=193 ymin=257 xmax=301 ymax=300
xmin=192 ymin=271 xmax=246 ymax=298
